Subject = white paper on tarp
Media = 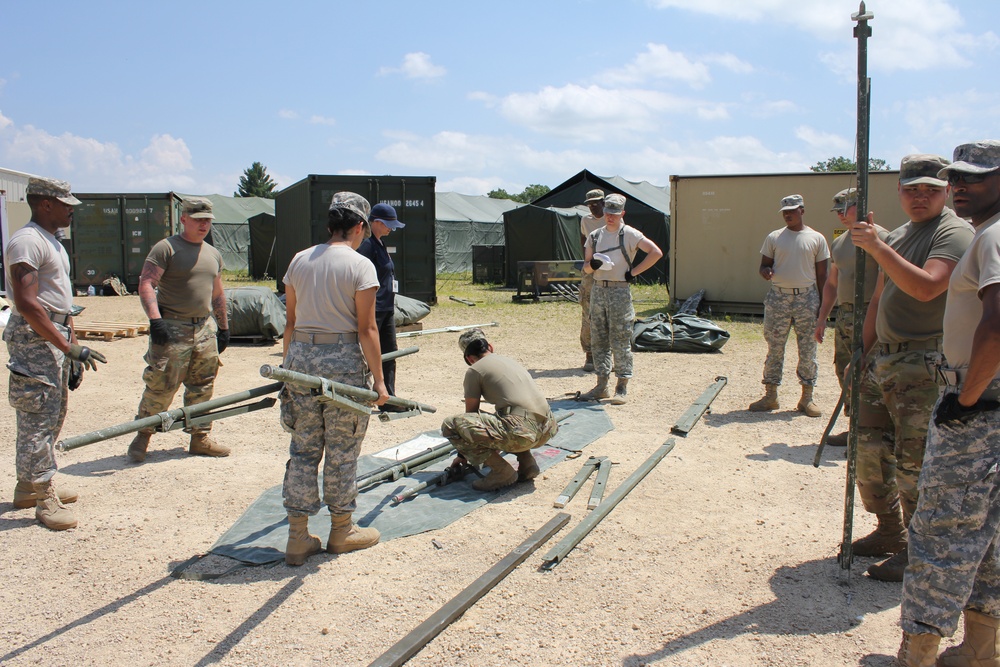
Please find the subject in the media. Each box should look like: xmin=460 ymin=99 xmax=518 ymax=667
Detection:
xmin=373 ymin=433 xmax=449 ymax=460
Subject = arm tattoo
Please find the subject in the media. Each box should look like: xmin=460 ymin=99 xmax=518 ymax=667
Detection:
xmin=212 ymin=293 xmax=228 ymax=328
xmin=11 ymin=264 xmax=38 ymax=289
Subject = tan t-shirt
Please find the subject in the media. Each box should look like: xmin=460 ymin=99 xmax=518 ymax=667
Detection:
xmin=146 ymin=235 xmax=224 ymax=319
xmin=760 ymin=226 xmax=830 ymax=289
xmin=283 ymin=244 xmax=379 ymax=334
xmin=876 ymin=208 xmax=974 ymax=344
xmin=586 ymin=225 xmax=646 ymax=282
xmin=830 ymin=225 xmax=888 ymax=305
xmin=463 ymin=353 xmax=551 ymax=417
xmin=5 ymin=221 xmax=73 ymax=315
xmin=580 ymin=213 xmax=605 ymax=238
xmin=942 ymin=212 xmax=1000 ymax=374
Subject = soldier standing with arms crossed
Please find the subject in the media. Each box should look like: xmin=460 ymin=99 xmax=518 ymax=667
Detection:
xmin=850 ymin=155 xmax=974 ymax=582
xmin=578 ymin=189 xmax=605 ymax=372
xmin=127 ymin=197 xmax=231 ymax=462
xmin=5 ymin=177 xmax=107 ymax=530
xmin=897 ymin=141 xmax=1000 ymax=667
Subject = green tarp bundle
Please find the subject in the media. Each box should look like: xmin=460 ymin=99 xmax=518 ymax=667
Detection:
xmin=632 ymin=312 xmax=730 ymax=353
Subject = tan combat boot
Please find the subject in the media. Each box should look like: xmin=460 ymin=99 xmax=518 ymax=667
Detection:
xmin=516 ymin=451 xmax=540 ymax=482
xmin=937 ymin=610 xmax=1000 ymax=667
xmin=472 ymin=451 xmax=518 ymax=491
xmin=13 ymin=479 xmax=78 ymax=509
xmin=127 ymin=430 xmax=152 ymax=463
xmin=797 ymin=385 xmax=821 ymax=417
xmin=867 ymin=546 xmax=908 ymax=582
xmin=583 ymin=353 xmax=594 ymax=372
xmin=189 ymin=432 xmax=231 ymax=457
xmin=577 ymin=375 xmax=610 ymax=401
xmin=897 ymin=631 xmax=941 ymax=667
xmin=34 ymin=482 xmax=77 ymax=531
xmin=610 ymin=378 xmax=629 ymax=405
xmin=284 ymin=515 xmax=322 ymax=566
xmin=826 ymin=431 xmax=849 ymax=447
xmin=749 ymin=384 xmax=779 ymax=411
xmin=327 ymin=513 xmax=380 ymax=554
xmin=852 ymin=508 xmax=907 ymax=557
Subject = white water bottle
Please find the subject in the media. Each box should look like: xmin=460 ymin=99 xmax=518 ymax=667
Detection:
xmin=87 ymin=285 xmax=96 ymax=296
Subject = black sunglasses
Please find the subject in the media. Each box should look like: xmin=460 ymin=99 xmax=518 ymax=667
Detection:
xmin=948 ymin=171 xmax=994 ymax=185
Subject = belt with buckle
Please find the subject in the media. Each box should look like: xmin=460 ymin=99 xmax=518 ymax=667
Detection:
xmin=291 ymin=331 xmax=358 ymax=345
xmin=161 ymin=311 xmax=208 ymax=325
xmin=772 ymin=285 xmax=814 ymax=295
xmin=940 ymin=368 xmax=1000 ymax=402
xmin=597 ymin=280 xmax=629 ymax=287
xmin=47 ymin=310 xmax=71 ymax=326
xmin=879 ymin=339 xmax=941 ymax=355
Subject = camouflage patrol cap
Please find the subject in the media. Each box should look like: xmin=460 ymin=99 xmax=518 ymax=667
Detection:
xmin=938 ymin=140 xmax=1000 ymax=177
xmin=830 ymin=188 xmax=858 ymax=212
xmin=899 ymin=154 xmax=950 ymax=187
xmin=780 ymin=194 xmax=804 ymax=211
xmin=329 ymin=191 xmax=371 ymax=221
xmin=182 ymin=196 xmax=215 ymax=219
xmin=604 ymin=193 xmax=626 ymax=214
xmin=26 ymin=176 xmax=81 ymax=205
xmin=458 ymin=327 xmax=488 ymax=353
xmin=585 ymin=188 xmax=605 ymax=203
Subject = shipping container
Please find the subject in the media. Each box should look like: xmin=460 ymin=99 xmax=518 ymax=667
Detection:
xmin=669 ymin=171 xmax=907 ymax=314
xmin=275 ymin=175 xmax=437 ymax=304
xmin=71 ymin=193 xmax=182 ymax=293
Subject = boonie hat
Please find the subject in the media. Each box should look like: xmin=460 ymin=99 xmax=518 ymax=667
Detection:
xmin=585 ymin=188 xmax=605 ymax=203
xmin=899 ymin=154 xmax=950 ymax=187
xmin=26 ymin=177 xmax=81 ymax=206
xmin=182 ymin=197 xmax=215 ymax=220
xmin=371 ymin=203 xmax=405 ymax=230
xmin=458 ymin=327 xmax=488 ymax=353
xmin=938 ymin=140 xmax=1000 ymax=177
xmin=780 ymin=194 xmax=804 ymax=211
xmin=604 ymin=193 xmax=626 ymax=214
xmin=830 ymin=188 xmax=858 ymax=212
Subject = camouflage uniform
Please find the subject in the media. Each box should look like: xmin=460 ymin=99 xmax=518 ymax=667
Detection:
xmin=441 ymin=411 xmax=558 ymax=467
xmin=579 ymin=272 xmax=594 ymax=354
xmin=902 ymin=386 xmax=1000 ymax=635
xmin=761 ymin=287 xmax=820 ymax=386
xmin=856 ymin=348 xmax=943 ymax=517
xmin=4 ymin=315 xmax=70 ymax=484
xmin=135 ymin=318 xmax=220 ymax=434
xmin=281 ymin=341 xmax=372 ymax=517
xmin=833 ymin=304 xmax=857 ymax=399
xmin=590 ymin=284 xmax=635 ymax=378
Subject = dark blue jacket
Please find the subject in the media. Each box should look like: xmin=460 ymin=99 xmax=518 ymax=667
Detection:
xmin=357 ymin=236 xmax=396 ymax=313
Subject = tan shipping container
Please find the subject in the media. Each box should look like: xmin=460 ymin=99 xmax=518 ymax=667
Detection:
xmin=669 ymin=171 xmax=908 ymax=314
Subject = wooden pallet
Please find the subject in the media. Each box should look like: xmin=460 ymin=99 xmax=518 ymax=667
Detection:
xmin=397 ymin=322 xmax=423 ymax=333
xmin=74 ymin=321 xmax=148 ymax=341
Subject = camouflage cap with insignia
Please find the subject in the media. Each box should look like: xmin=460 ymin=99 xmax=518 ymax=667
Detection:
xmin=899 ymin=154 xmax=950 ymax=186
xmin=458 ymin=327 xmax=488 ymax=353
xmin=830 ymin=188 xmax=858 ymax=212
xmin=585 ymin=188 xmax=605 ymax=203
xmin=329 ymin=191 xmax=371 ymax=221
xmin=182 ymin=196 xmax=215 ymax=219
xmin=938 ymin=140 xmax=1000 ymax=177
xmin=26 ymin=176 xmax=81 ymax=205
xmin=604 ymin=193 xmax=626 ymax=214
xmin=780 ymin=194 xmax=804 ymax=211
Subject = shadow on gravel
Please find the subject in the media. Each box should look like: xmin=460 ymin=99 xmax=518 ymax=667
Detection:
xmin=59 ymin=446 xmax=190 ymax=477
xmin=623 ymin=557 xmax=899 ymax=666
xmin=703 ymin=409 xmax=799 ymax=427
xmin=528 ymin=367 xmax=590 ymax=379
xmin=745 ymin=442 xmax=836 ymax=468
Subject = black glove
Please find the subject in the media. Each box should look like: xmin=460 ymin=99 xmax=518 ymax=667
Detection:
xmin=68 ymin=361 xmax=84 ymax=391
xmin=625 ymin=270 xmax=635 ymax=283
xmin=217 ymin=328 xmax=230 ymax=354
xmin=934 ymin=392 xmax=1000 ymax=426
xmin=67 ymin=343 xmax=107 ymax=372
xmin=149 ymin=318 xmax=170 ymax=346
xmin=589 ymin=257 xmax=603 ymax=271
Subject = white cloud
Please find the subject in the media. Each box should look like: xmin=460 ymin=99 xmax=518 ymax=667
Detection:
xmin=278 ymin=109 xmax=299 ymax=120
xmin=437 ymin=175 xmax=503 ymax=196
xmin=378 ymin=52 xmax=446 ymax=79
xmin=309 ymin=115 xmax=336 ymax=126
xmin=0 ymin=110 xmax=12 ymax=130
xmin=794 ymin=125 xmax=853 ymax=154
xmin=599 ymin=43 xmax=752 ymax=88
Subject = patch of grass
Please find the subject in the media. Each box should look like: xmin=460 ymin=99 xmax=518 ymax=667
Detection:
xmin=221 ymin=270 xmax=276 ymax=289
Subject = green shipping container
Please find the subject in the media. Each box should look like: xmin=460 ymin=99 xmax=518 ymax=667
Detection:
xmin=275 ymin=175 xmax=437 ymax=304
xmin=71 ymin=193 xmax=182 ymax=293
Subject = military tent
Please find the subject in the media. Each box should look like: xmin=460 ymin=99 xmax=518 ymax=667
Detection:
xmin=179 ymin=193 xmax=275 ymax=272
xmin=434 ymin=192 xmax=519 ymax=273
xmin=502 ymin=205 xmax=585 ymax=286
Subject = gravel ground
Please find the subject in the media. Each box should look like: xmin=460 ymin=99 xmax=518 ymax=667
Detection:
xmin=0 ymin=293 xmax=956 ymax=666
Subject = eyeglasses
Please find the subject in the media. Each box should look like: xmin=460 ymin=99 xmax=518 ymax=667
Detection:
xmin=948 ymin=171 xmax=994 ymax=186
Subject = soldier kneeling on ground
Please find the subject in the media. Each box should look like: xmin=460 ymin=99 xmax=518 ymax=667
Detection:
xmin=441 ymin=328 xmax=559 ymax=492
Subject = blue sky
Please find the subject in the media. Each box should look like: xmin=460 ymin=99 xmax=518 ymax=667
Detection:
xmin=1 ymin=0 xmax=997 ymax=196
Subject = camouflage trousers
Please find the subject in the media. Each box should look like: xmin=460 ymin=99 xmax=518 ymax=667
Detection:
xmin=901 ymin=386 xmax=1000 ymax=636
xmin=441 ymin=410 xmax=559 ymax=467
xmin=590 ymin=283 xmax=635 ymax=378
xmin=833 ymin=303 xmax=866 ymax=413
xmin=856 ymin=348 xmax=943 ymax=519
xmin=761 ymin=287 xmax=819 ymax=386
xmin=281 ymin=341 xmax=372 ymax=517
xmin=135 ymin=318 xmax=219 ymax=435
xmin=580 ymin=272 xmax=594 ymax=354
xmin=4 ymin=315 xmax=69 ymax=484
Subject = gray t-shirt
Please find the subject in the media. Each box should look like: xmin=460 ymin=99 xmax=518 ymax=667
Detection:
xmin=283 ymin=244 xmax=379 ymax=334
xmin=463 ymin=353 xmax=551 ymax=417
xmin=760 ymin=226 xmax=830 ymax=289
xmin=876 ymin=208 xmax=974 ymax=344
xmin=5 ymin=221 xmax=73 ymax=315
xmin=830 ymin=225 xmax=887 ymax=306
xmin=586 ymin=225 xmax=646 ymax=282
xmin=146 ymin=235 xmax=224 ymax=319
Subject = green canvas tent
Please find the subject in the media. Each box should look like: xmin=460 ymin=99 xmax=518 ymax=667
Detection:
xmin=434 ymin=192 xmax=519 ymax=273
xmin=502 ymin=204 xmax=584 ymax=286
xmin=179 ymin=193 xmax=275 ymax=272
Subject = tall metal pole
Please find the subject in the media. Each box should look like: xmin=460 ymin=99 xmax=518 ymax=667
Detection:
xmin=841 ymin=1 xmax=875 ymax=575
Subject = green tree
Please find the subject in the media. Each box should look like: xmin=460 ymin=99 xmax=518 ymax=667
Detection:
xmin=487 ymin=183 xmax=551 ymax=203
xmin=235 ymin=161 xmax=278 ymax=198
xmin=810 ymin=156 xmax=890 ymax=172
xmin=487 ymin=187 xmax=513 ymax=200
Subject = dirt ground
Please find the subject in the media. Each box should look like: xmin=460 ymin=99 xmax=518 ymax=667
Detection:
xmin=0 ymin=291 xmax=953 ymax=666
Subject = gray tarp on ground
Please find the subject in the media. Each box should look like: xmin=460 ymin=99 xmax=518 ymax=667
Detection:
xmin=632 ymin=312 xmax=730 ymax=353
xmin=395 ymin=294 xmax=431 ymax=326
xmin=225 ymin=286 xmax=286 ymax=339
xmin=435 ymin=192 xmax=520 ymax=273
xmin=204 ymin=400 xmax=611 ymax=565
